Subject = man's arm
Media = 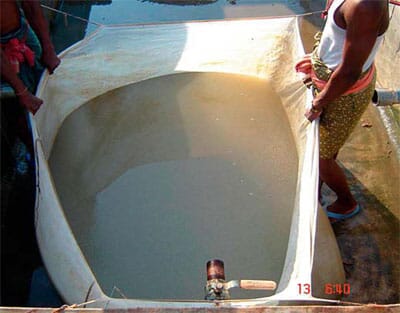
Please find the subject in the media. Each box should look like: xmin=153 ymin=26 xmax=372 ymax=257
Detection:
xmin=21 ymin=0 xmax=60 ymax=73
xmin=1 ymin=49 xmax=43 ymax=114
xmin=307 ymin=0 xmax=385 ymax=119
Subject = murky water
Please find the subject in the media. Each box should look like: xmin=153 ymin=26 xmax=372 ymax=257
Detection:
xmin=49 ymin=72 xmax=298 ymax=299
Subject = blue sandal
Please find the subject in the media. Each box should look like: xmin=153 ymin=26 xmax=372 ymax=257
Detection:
xmin=326 ymin=203 xmax=361 ymax=220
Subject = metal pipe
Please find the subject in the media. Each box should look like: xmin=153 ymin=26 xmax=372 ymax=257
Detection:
xmin=204 ymin=259 xmax=277 ymax=300
xmin=206 ymin=259 xmax=225 ymax=281
xmin=205 ymin=259 xmax=230 ymax=300
xmin=372 ymin=89 xmax=400 ymax=106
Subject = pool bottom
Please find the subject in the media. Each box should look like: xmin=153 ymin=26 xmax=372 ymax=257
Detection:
xmin=49 ymin=72 xmax=299 ymax=300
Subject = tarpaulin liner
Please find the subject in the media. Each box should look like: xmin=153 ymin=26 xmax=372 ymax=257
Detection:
xmin=31 ymin=11 xmax=400 ymax=307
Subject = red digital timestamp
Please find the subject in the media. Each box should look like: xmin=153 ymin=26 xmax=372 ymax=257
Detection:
xmin=297 ymin=283 xmax=351 ymax=295
xmin=324 ymin=283 xmax=351 ymax=295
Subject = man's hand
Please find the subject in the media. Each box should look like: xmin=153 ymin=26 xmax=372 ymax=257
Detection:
xmin=21 ymin=0 xmax=61 ymax=74
xmin=305 ymin=107 xmax=322 ymax=122
xmin=41 ymin=47 xmax=60 ymax=74
xmin=305 ymin=98 xmax=323 ymax=122
xmin=18 ymin=90 xmax=43 ymax=115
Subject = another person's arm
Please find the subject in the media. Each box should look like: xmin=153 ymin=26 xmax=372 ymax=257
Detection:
xmin=0 ymin=0 xmax=61 ymax=115
xmin=21 ymin=0 xmax=60 ymax=73
xmin=1 ymin=49 xmax=43 ymax=114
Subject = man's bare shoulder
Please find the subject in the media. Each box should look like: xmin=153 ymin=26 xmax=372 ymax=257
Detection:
xmin=343 ymin=0 xmax=389 ymax=34
xmin=347 ymin=0 xmax=386 ymax=14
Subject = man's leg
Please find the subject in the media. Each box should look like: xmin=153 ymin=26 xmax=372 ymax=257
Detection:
xmin=320 ymin=157 xmax=358 ymax=214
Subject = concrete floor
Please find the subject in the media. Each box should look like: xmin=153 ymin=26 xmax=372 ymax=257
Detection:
xmin=322 ymin=105 xmax=399 ymax=304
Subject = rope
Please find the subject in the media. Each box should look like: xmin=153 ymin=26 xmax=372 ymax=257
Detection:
xmin=110 ymin=285 xmax=128 ymax=299
xmin=40 ymin=4 xmax=103 ymax=27
xmin=51 ymin=299 xmax=99 ymax=313
xmin=39 ymin=1 xmax=397 ymax=30
xmin=390 ymin=3 xmax=398 ymax=21
xmin=40 ymin=3 xmax=325 ymax=28
xmin=32 ymin=134 xmax=42 ymax=230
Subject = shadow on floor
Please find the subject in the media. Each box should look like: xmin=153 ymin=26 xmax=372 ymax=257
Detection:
xmin=321 ymin=164 xmax=400 ymax=304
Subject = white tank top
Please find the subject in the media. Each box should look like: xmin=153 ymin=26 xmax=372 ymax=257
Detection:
xmin=317 ymin=0 xmax=385 ymax=72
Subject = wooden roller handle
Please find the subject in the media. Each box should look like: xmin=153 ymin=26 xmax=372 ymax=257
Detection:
xmin=239 ymin=280 xmax=277 ymax=290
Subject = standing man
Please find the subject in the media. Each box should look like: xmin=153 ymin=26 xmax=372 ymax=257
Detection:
xmin=1 ymin=0 xmax=60 ymax=114
xmin=304 ymin=0 xmax=389 ymax=221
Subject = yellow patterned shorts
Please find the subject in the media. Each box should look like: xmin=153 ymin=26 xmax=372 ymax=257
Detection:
xmin=311 ymin=53 xmax=376 ymax=159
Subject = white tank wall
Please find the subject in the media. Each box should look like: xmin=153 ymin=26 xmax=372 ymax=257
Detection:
xmin=32 ymin=17 xmax=347 ymax=307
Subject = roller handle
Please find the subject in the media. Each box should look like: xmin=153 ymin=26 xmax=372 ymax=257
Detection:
xmin=239 ymin=280 xmax=277 ymax=290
